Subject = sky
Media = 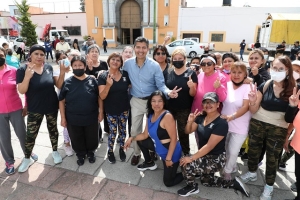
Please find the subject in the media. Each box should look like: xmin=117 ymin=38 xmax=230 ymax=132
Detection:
xmin=1 ymin=0 xmax=300 ymax=13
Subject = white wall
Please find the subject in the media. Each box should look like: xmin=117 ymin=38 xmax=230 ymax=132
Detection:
xmin=178 ymin=7 xmax=300 ymax=44
xmin=30 ymin=12 xmax=87 ymax=42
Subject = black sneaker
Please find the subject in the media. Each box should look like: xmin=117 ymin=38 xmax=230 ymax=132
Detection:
xmin=88 ymin=156 xmax=96 ymax=163
xmin=233 ymin=177 xmax=250 ymax=197
xmin=119 ymin=148 xmax=126 ymax=162
xmin=137 ymin=161 xmax=157 ymax=171
xmin=149 ymin=151 xmax=158 ymax=161
xmin=241 ymin=153 xmax=248 ymax=161
xmin=107 ymin=152 xmax=116 ymax=164
xmin=177 ymin=183 xmax=199 ymax=197
xmin=279 ymin=163 xmax=287 ymax=171
xmin=77 ymin=157 xmax=84 ymax=166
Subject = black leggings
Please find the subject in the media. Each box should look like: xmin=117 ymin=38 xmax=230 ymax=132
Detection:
xmin=138 ymin=137 xmax=183 ymax=187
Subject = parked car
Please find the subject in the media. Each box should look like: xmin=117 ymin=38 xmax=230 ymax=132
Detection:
xmin=166 ymin=39 xmax=204 ymax=58
xmin=13 ymin=37 xmax=44 ymax=52
xmin=183 ymin=38 xmax=215 ymax=51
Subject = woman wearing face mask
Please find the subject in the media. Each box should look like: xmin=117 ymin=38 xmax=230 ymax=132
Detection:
xmin=220 ymin=62 xmax=252 ymax=181
xmin=189 ymin=57 xmax=201 ymax=76
xmin=244 ymin=49 xmax=270 ymax=86
xmin=153 ymin=45 xmax=170 ymax=81
xmin=17 ymin=45 xmax=64 ymax=172
xmin=239 ymin=56 xmax=298 ymax=200
xmin=59 ymin=56 xmax=101 ymax=166
xmin=0 ymin=47 xmax=38 ymax=175
xmin=220 ymin=53 xmax=239 ymax=82
xmin=165 ymin=48 xmax=198 ymax=155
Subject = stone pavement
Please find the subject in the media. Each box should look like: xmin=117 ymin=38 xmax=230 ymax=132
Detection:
xmin=0 ymin=51 xmax=296 ymax=200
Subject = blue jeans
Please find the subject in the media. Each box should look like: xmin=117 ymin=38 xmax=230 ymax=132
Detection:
xmin=240 ymin=49 xmax=244 ymax=60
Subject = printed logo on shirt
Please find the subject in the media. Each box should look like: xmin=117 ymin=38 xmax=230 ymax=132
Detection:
xmin=89 ymin=79 xmax=93 ymax=85
xmin=46 ymin=69 xmax=50 ymax=74
xmin=208 ymin=123 xmax=214 ymax=129
xmin=123 ymin=77 xmax=127 ymax=82
xmin=184 ymin=73 xmax=188 ymax=77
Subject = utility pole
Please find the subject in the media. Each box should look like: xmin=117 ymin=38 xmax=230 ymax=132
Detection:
xmin=153 ymin=0 xmax=156 ymax=47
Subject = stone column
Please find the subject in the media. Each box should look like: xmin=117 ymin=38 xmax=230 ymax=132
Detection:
xmin=142 ymin=0 xmax=148 ymax=26
xmin=102 ymin=0 xmax=109 ymax=26
xmin=108 ymin=0 xmax=116 ymax=26
xmin=149 ymin=0 xmax=154 ymax=25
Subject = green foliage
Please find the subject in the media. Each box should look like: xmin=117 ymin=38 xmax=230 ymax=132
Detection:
xmin=15 ymin=0 xmax=37 ymax=47
xmin=171 ymin=37 xmax=176 ymax=42
xmin=79 ymin=0 xmax=85 ymax=12
xmin=83 ymin=35 xmax=89 ymax=41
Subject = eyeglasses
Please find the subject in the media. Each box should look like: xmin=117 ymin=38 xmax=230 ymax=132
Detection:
xmin=155 ymin=52 xmax=166 ymax=56
xmin=200 ymin=61 xmax=214 ymax=67
xmin=202 ymin=100 xmax=216 ymax=105
xmin=271 ymin=66 xmax=286 ymax=72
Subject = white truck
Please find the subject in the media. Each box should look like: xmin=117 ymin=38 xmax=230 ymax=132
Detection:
xmin=248 ymin=13 xmax=300 ymax=55
xmin=35 ymin=26 xmax=72 ymax=44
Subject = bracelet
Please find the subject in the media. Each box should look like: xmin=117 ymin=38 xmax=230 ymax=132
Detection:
xmin=231 ymin=114 xmax=236 ymax=120
xmin=165 ymin=159 xmax=172 ymax=162
xmin=249 ymin=102 xmax=256 ymax=106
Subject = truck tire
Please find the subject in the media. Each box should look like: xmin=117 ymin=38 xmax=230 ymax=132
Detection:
xmin=189 ymin=51 xmax=197 ymax=58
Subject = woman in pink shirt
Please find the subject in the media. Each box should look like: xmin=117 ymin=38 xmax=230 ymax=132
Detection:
xmin=191 ymin=54 xmax=227 ymax=113
xmin=0 ymin=47 xmax=37 ymax=175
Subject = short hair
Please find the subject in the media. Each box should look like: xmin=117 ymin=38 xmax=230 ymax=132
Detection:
xmin=249 ymin=49 xmax=264 ymax=61
xmin=0 ymin=47 xmax=6 ymax=57
xmin=71 ymin=56 xmax=86 ymax=67
xmin=2 ymin=43 xmax=8 ymax=48
xmin=153 ymin=45 xmax=169 ymax=63
xmin=171 ymin=48 xmax=186 ymax=66
xmin=60 ymin=36 xmax=65 ymax=40
xmin=190 ymin=56 xmax=201 ymax=63
xmin=230 ymin=61 xmax=247 ymax=78
xmin=134 ymin=36 xmax=149 ymax=47
xmin=146 ymin=90 xmax=168 ymax=118
xmin=87 ymin=44 xmax=101 ymax=54
xmin=122 ymin=46 xmax=133 ymax=53
xmin=7 ymin=48 xmax=13 ymax=56
xmin=107 ymin=52 xmax=123 ymax=68
xmin=222 ymin=52 xmax=239 ymax=63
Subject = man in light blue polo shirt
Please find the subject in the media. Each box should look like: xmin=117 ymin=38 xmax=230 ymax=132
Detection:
xmin=123 ymin=36 xmax=180 ymax=166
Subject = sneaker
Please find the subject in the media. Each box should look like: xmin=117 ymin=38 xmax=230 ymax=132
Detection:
xmin=64 ymin=145 xmax=73 ymax=157
xmin=279 ymin=163 xmax=287 ymax=171
xmin=290 ymin=182 xmax=297 ymax=192
xmin=234 ymin=177 xmax=250 ymax=197
xmin=241 ymin=153 xmax=248 ymax=161
xmin=137 ymin=161 xmax=157 ymax=171
xmin=88 ymin=154 xmax=96 ymax=163
xmin=107 ymin=151 xmax=116 ymax=164
xmin=52 ymin=151 xmax=62 ymax=164
xmin=5 ymin=162 xmax=15 ymax=175
xmin=131 ymin=155 xmax=140 ymax=166
xmin=18 ymin=158 xmax=34 ymax=173
xmin=77 ymin=157 xmax=84 ymax=166
xmin=119 ymin=148 xmax=126 ymax=162
xmin=260 ymin=184 xmax=273 ymax=200
xmin=149 ymin=151 xmax=158 ymax=161
xmin=30 ymin=153 xmax=38 ymax=161
xmin=239 ymin=171 xmax=257 ymax=183
xmin=177 ymin=183 xmax=199 ymax=197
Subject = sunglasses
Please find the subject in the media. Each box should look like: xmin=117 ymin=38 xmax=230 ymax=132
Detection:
xmin=156 ymin=52 xmax=166 ymax=56
xmin=200 ymin=62 xmax=214 ymax=67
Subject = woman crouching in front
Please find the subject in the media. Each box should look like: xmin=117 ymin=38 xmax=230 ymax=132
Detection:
xmin=177 ymin=92 xmax=250 ymax=197
xmin=124 ymin=90 xmax=183 ymax=187
xmin=59 ymin=56 xmax=101 ymax=166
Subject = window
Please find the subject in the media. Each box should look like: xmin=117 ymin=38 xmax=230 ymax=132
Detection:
xmin=182 ymin=33 xmax=201 ymax=42
xmin=184 ymin=41 xmax=194 ymax=46
xmin=164 ymin=15 xmax=169 ymax=26
xmin=164 ymin=0 xmax=169 ymax=6
xmin=256 ymin=27 xmax=261 ymax=42
xmin=95 ymin=17 xmax=99 ymax=27
xmin=14 ymin=9 xmax=20 ymax=15
xmin=51 ymin=27 xmax=56 ymax=30
xmin=211 ymin=34 xmax=223 ymax=42
xmin=62 ymin=26 xmax=81 ymax=36
xmin=169 ymin=40 xmax=183 ymax=47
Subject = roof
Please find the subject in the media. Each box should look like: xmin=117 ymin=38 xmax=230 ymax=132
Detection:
xmin=267 ymin=13 xmax=300 ymax=20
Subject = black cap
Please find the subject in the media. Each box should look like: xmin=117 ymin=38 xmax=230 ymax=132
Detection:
xmin=202 ymin=92 xmax=219 ymax=103
xmin=29 ymin=44 xmax=45 ymax=55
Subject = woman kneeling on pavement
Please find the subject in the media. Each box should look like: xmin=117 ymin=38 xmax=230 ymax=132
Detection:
xmin=59 ymin=56 xmax=101 ymax=166
xmin=124 ymin=90 xmax=183 ymax=187
xmin=177 ymin=92 xmax=250 ymax=197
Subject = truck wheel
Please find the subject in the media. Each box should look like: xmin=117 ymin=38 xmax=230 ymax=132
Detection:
xmin=189 ymin=51 xmax=197 ymax=58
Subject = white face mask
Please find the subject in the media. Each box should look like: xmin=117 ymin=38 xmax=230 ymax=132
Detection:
xmin=293 ymin=71 xmax=300 ymax=80
xmin=264 ymin=55 xmax=268 ymax=60
xmin=270 ymin=69 xmax=287 ymax=82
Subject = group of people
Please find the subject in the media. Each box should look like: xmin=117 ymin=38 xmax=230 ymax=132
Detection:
xmin=1 ymin=35 xmax=300 ymax=200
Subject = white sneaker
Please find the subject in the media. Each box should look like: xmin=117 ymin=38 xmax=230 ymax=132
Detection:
xmin=260 ymin=184 xmax=273 ymax=200
xmin=64 ymin=145 xmax=73 ymax=156
xmin=239 ymin=171 xmax=257 ymax=183
xmin=18 ymin=158 xmax=34 ymax=173
xmin=52 ymin=151 xmax=62 ymax=164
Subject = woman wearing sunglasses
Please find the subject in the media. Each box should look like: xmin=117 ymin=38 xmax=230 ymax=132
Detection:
xmin=191 ymin=53 xmax=227 ymax=113
xmin=153 ymin=45 xmax=170 ymax=81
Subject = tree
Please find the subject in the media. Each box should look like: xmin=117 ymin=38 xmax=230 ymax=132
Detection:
xmin=79 ymin=0 xmax=85 ymax=12
xmin=14 ymin=0 xmax=37 ymax=47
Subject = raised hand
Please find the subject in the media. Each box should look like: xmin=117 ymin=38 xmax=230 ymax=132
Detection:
xmin=187 ymin=75 xmax=194 ymax=88
xmin=187 ymin=109 xmax=201 ymax=123
xmin=106 ymin=74 xmax=114 ymax=86
xmin=289 ymin=87 xmax=300 ymax=107
xmin=168 ymin=86 xmax=182 ymax=98
xmin=164 ymin=35 xmax=171 ymax=43
xmin=248 ymin=82 xmax=258 ymax=103
xmin=251 ymin=64 xmax=259 ymax=76
xmin=25 ymin=63 xmax=35 ymax=79
xmin=86 ymin=54 xmax=93 ymax=71
xmin=213 ymin=76 xmax=221 ymax=89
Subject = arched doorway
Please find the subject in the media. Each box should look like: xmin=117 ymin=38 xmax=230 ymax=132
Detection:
xmin=120 ymin=0 xmax=141 ymax=44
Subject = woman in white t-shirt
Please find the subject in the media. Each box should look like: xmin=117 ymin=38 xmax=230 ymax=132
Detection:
xmin=220 ymin=61 xmax=252 ymax=181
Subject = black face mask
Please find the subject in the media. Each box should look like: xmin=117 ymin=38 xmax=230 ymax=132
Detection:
xmin=73 ymin=69 xmax=85 ymax=77
xmin=172 ymin=60 xmax=185 ymax=69
xmin=0 ymin=57 xmax=5 ymax=66
xmin=232 ymin=78 xmax=245 ymax=86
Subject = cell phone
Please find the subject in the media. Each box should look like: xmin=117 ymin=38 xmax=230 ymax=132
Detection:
xmin=59 ymin=59 xmax=70 ymax=68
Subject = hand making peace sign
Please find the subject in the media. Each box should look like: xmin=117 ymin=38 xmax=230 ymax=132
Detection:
xmin=289 ymin=87 xmax=300 ymax=107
